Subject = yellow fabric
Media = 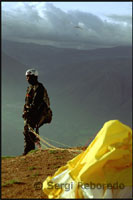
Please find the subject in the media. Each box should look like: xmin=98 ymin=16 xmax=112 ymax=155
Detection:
xmin=42 ymin=120 xmax=132 ymax=198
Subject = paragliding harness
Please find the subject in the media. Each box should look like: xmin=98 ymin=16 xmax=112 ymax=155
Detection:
xmin=37 ymin=102 xmax=53 ymax=128
xmin=37 ymin=87 xmax=53 ymax=128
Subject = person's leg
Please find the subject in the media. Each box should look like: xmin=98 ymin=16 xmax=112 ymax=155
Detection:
xmin=32 ymin=113 xmax=42 ymax=148
xmin=29 ymin=119 xmax=41 ymax=149
xmin=23 ymin=121 xmax=35 ymax=155
xmin=34 ymin=125 xmax=41 ymax=149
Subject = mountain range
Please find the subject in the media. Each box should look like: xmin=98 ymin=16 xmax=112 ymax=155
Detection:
xmin=2 ymin=40 xmax=132 ymax=156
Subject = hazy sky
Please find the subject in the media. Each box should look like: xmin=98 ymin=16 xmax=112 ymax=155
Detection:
xmin=2 ymin=2 xmax=132 ymax=49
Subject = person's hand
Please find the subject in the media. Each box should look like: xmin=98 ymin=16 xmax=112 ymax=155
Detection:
xmin=22 ymin=111 xmax=29 ymax=119
xmin=22 ymin=111 xmax=26 ymax=118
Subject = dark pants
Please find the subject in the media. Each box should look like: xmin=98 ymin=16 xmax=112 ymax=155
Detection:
xmin=23 ymin=118 xmax=40 ymax=155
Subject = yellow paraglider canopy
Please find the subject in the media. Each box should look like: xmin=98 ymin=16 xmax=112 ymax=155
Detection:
xmin=42 ymin=120 xmax=132 ymax=199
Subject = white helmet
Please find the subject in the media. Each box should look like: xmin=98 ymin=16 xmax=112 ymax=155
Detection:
xmin=25 ymin=69 xmax=38 ymax=76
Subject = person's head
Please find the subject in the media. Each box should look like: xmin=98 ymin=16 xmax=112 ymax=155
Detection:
xmin=25 ymin=69 xmax=38 ymax=85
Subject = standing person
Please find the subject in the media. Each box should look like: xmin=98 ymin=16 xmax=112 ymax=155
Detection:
xmin=22 ymin=69 xmax=50 ymax=155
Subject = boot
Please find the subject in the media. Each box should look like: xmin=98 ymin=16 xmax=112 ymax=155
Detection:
xmin=23 ymin=131 xmax=35 ymax=155
xmin=35 ymin=140 xmax=41 ymax=149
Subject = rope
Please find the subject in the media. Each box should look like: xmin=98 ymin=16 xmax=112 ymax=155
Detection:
xmin=42 ymin=136 xmax=71 ymax=148
xmin=40 ymin=142 xmax=48 ymax=149
xmin=26 ymin=125 xmax=48 ymax=149
xmin=27 ymin=124 xmax=83 ymax=153
xmin=28 ymin=125 xmax=63 ymax=150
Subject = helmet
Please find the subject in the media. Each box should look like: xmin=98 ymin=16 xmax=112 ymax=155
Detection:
xmin=25 ymin=69 xmax=38 ymax=76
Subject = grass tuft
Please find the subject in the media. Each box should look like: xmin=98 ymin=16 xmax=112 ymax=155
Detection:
xmin=28 ymin=149 xmax=39 ymax=154
xmin=2 ymin=179 xmax=24 ymax=187
xmin=48 ymin=150 xmax=58 ymax=154
xmin=28 ymin=166 xmax=36 ymax=170
xmin=2 ymin=156 xmax=15 ymax=160
xmin=31 ymin=172 xmax=40 ymax=177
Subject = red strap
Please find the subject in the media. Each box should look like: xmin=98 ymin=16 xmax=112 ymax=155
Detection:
xmin=26 ymin=94 xmax=32 ymax=98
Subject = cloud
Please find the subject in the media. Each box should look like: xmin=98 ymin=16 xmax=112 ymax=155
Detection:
xmin=2 ymin=3 xmax=132 ymax=49
xmin=106 ymin=14 xmax=132 ymax=24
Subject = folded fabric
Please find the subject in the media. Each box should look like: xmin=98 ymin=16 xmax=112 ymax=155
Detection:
xmin=42 ymin=120 xmax=132 ymax=198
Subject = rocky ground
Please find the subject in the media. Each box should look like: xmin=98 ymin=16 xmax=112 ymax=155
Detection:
xmin=1 ymin=148 xmax=83 ymax=199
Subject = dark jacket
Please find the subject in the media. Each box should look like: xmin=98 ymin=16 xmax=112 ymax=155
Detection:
xmin=23 ymin=82 xmax=50 ymax=122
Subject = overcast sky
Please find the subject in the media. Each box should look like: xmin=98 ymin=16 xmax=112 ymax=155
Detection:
xmin=2 ymin=2 xmax=132 ymax=49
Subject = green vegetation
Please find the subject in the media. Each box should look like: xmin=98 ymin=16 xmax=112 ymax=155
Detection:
xmin=56 ymin=155 xmax=64 ymax=159
xmin=28 ymin=149 xmax=39 ymax=154
xmin=31 ymin=172 xmax=39 ymax=177
xmin=2 ymin=156 xmax=15 ymax=160
xmin=48 ymin=150 xmax=58 ymax=154
xmin=61 ymin=149 xmax=67 ymax=153
xmin=51 ymin=165 xmax=60 ymax=169
xmin=28 ymin=166 xmax=36 ymax=170
xmin=2 ymin=179 xmax=23 ymax=187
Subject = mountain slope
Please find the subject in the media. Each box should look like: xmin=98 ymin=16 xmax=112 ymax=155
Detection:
xmin=2 ymin=41 xmax=132 ymax=156
xmin=2 ymin=148 xmax=82 ymax=199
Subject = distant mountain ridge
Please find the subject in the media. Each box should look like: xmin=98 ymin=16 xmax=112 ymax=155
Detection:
xmin=2 ymin=40 xmax=132 ymax=68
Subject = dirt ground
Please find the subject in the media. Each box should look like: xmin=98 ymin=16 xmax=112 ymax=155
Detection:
xmin=1 ymin=148 xmax=82 ymax=199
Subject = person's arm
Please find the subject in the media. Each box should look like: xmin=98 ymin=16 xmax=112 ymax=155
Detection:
xmin=22 ymin=87 xmax=30 ymax=118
